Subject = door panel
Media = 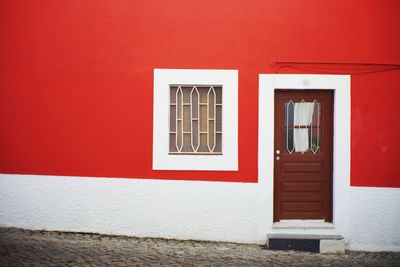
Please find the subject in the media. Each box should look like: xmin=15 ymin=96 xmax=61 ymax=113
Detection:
xmin=281 ymin=162 xmax=323 ymax=173
xmin=274 ymin=90 xmax=333 ymax=222
xmin=282 ymin=182 xmax=322 ymax=192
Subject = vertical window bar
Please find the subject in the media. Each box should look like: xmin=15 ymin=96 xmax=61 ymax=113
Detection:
xmin=207 ymin=86 xmax=216 ymax=152
xmin=211 ymin=87 xmax=216 ymax=151
xmin=176 ymin=86 xmax=183 ymax=152
xmin=175 ymin=87 xmax=179 ymax=152
xmin=196 ymin=88 xmax=200 ymax=152
xmin=189 ymin=86 xmax=194 ymax=152
xmin=206 ymin=87 xmax=211 ymax=152
xmin=190 ymin=86 xmax=200 ymax=152
xmin=213 ymin=87 xmax=217 ymax=152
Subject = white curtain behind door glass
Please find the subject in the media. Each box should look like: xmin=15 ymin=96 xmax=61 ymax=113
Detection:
xmin=293 ymin=102 xmax=315 ymax=153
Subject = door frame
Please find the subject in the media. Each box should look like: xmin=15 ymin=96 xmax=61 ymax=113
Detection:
xmin=258 ymin=74 xmax=350 ymax=228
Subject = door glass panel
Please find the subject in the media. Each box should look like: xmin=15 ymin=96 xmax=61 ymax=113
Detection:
xmin=309 ymin=102 xmax=320 ymax=153
xmin=285 ymin=101 xmax=294 ymax=126
xmin=285 ymin=100 xmax=320 ymax=154
xmin=284 ymin=128 xmax=294 ymax=153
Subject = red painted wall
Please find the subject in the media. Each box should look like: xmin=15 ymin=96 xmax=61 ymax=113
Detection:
xmin=0 ymin=0 xmax=399 ymax=186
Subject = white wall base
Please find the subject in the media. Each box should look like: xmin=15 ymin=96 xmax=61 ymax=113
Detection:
xmin=347 ymin=187 xmax=400 ymax=252
xmin=0 ymin=174 xmax=399 ymax=251
xmin=0 ymin=174 xmax=264 ymax=244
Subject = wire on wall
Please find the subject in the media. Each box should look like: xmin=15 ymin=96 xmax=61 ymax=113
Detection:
xmin=270 ymin=61 xmax=400 ymax=75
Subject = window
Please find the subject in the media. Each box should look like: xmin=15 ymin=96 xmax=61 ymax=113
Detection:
xmin=169 ymin=85 xmax=222 ymax=155
xmin=284 ymin=100 xmax=320 ymax=154
xmin=153 ymin=69 xmax=238 ymax=171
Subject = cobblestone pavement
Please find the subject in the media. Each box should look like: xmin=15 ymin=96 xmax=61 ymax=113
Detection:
xmin=0 ymin=228 xmax=399 ymax=267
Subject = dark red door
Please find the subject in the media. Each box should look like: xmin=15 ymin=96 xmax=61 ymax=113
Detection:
xmin=274 ymin=90 xmax=333 ymax=222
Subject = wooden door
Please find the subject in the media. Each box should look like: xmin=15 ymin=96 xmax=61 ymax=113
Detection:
xmin=274 ymin=90 xmax=333 ymax=222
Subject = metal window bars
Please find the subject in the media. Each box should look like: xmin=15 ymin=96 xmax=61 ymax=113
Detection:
xmin=169 ymin=85 xmax=222 ymax=155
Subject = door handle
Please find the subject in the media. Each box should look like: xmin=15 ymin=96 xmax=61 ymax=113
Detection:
xmin=276 ymin=150 xmax=280 ymax=155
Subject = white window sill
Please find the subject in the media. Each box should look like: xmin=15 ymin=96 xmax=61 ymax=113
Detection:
xmin=272 ymin=220 xmax=335 ymax=229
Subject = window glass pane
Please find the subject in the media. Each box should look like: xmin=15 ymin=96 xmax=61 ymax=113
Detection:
xmin=285 ymin=101 xmax=294 ymax=126
xmin=177 ymin=88 xmax=182 ymax=119
xmin=200 ymin=105 xmax=207 ymax=132
xmin=198 ymin=87 xmax=208 ymax=103
xmin=182 ymin=133 xmax=192 ymax=152
xmin=192 ymin=121 xmax=199 ymax=151
xmin=208 ymin=120 xmax=215 ymax=151
xmin=215 ymin=87 xmax=222 ymax=104
xmin=182 ymin=86 xmax=191 ymax=103
xmin=183 ymin=106 xmax=191 ymax=132
xmin=216 ymin=105 xmax=222 ymax=132
xmin=170 ymin=86 xmax=177 ymax=104
xmin=215 ymin=133 xmax=222 ymax=152
xmin=285 ymin=128 xmax=294 ymax=153
xmin=284 ymin=100 xmax=320 ymax=154
xmin=208 ymin=88 xmax=215 ymax=118
xmin=309 ymin=127 xmax=320 ymax=152
xmin=169 ymin=105 xmax=176 ymax=130
xmin=285 ymin=100 xmax=295 ymax=153
xmin=169 ymin=133 xmax=177 ymax=152
xmin=198 ymin=133 xmax=208 ymax=152
xmin=309 ymin=101 xmax=320 ymax=153
xmin=191 ymin=88 xmax=199 ymax=118
xmin=177 ymin=120 xmax=182 ymax=150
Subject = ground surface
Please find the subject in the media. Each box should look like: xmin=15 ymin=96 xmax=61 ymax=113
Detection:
xmin=0 ymin=228 xmax=399 ymax=266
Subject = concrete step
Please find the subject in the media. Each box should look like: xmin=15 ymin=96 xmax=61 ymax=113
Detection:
xmin=267 ymin=234 xmax=345 ymax=254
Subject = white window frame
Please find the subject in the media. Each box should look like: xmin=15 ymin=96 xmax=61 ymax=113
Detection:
xmin=153 ymin=69 xmax=238 ymax=171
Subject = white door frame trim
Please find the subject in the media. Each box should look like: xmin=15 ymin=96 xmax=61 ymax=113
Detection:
xmin=258 ymin=74 xmax=351 ymax=235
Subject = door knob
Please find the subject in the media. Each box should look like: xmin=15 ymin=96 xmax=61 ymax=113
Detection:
xmin=276 ymin=150 xmax=280 ymax=155
xmin=276 ymin=156 xmax=280 ymax=160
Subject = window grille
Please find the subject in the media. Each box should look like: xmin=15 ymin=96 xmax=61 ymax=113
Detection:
xmin=169 ymin=85 xmax=222 ymax=155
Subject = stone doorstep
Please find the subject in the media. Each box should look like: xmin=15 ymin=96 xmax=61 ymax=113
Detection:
xmin=267 ymin=234 xmax=345 ymax=254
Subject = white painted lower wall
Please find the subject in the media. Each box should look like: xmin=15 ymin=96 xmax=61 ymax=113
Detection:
xmin=0 ymin=174 xmax=399 ymax=251
xmin=347 ymin=187 xmax=400 ymax=251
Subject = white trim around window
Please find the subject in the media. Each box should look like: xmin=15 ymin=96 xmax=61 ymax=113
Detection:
xmin=153 ymin=69 xmax=238 ymax=171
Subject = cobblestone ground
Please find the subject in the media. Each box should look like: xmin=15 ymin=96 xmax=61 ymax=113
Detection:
xmin=0 ymin=228 xmax=399 ymax=267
